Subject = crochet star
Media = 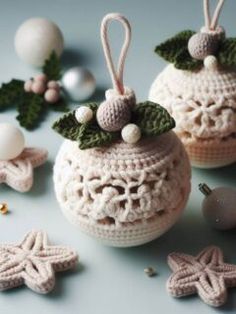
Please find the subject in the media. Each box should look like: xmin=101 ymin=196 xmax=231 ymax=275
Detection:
xmin=0 ymin=230 xmax=78 ymax=294
xmin=167 ymin=246 xmax=236 ymax=307
xmin=0 ymin=147 xmax=48 ymax=192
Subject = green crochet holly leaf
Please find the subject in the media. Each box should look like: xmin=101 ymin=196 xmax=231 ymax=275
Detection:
xmin=155 ymin=30 xmax=195 ymax=63
xmin=175 ymin=48 xmax=202 ymax=71
xmin=77 ymin=123 xmax=118 ymax=150
xmin=16 ymin=93 xmax=45 ymax=130
xmin=42 ymin=51 xmax=62 ymax=81
xmin=218 ymin=38 xmax=236 ymax=67
xmin=133 ymin=101 xmax=175 ymax=136
xmin=49 ymin=97 xmax=70 ymax=112
xmin=0 ymin=79 xmax=24 ymax=111
xmin=52 ymin=103 xmax=100 ymax=141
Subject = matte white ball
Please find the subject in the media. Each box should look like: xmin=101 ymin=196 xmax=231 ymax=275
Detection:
xmin=14 ymin=18 xmax=64 ymax=67
xmin=75 ymin=106 xmax=93 ymax=124
xmin=0 ymin=123 xmax=25 ymax=160
xmin=121 ymin=124 xmax=141 ymax=144
xmin=62 ymin=67 xmax=96 ymax=102
xmin=204 ymin=55 xmax=218 ymax=70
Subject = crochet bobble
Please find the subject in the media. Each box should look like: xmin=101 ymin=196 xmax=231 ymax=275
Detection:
xmin=24 ymin=74 xmax=60 ymax=104
xmin=188 ymin=32 xmax=219 ymax=60
xmin=96 ymin=96 xmax=131 ymax=132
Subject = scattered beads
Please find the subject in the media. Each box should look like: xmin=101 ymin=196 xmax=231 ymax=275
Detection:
xmin=0 ymin=203 xmax=8 ymax=215
xmin=75 ymin=106 xmax=93 ymax=124
xmin=144 ymin=267 xmax=157 ymax=277
xmin=24 ymin=74 xmax=61 ymax=104
xmin=121 ymin=123 xmax=141 ymax=144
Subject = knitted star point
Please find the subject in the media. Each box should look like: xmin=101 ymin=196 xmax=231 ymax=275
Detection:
xmin=0 ymin=230 xmax=78 ymax=294
xmin=0 ymin=147 xmax=48 ymax=192
xmin=167 ymin=246 xmax=236 ymax=307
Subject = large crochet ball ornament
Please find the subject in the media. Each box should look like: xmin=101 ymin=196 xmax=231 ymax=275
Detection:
xmin=54 ymin=131 xmax=191 ymax=247
xmin=149 ymin=64 xmax=236 ymax=168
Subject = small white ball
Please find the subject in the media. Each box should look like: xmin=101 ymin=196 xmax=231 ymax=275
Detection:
xmin=14 ymin=18 xmax=64 ymax=67
xmin=121 ymin=124 xmax=141 ymax=144
xmin=0 ymin=123 xmax=25 ymax=160
xmin=62 ymin=67 xmax=96 ymax=101
xmin=204 ymin=55 xmax=218 ymax=70
xmin=75 ymin=106 xmax=93 ymax=124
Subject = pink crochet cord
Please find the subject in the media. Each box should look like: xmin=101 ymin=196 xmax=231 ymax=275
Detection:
xmin=203 ymin=0 xmax=225 ymax=30
xmin=101 ymin=13 xmax=131 ymax=95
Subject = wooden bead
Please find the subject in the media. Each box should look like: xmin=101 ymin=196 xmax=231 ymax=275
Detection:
xmin=0 ymin=203 xmax=8 ymax=215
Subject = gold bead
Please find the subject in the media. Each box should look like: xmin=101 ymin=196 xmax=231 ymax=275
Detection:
xmin=0 ymin=203 xmax=8 ymax=215
xmin=144 ymin=267 xmax=157 ymax=277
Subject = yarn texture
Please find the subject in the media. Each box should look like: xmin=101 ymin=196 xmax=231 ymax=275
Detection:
xmin=54 ymin=131 xmax=191 ymax=247
xmin=167 ymin=246 xmax=236 ymax=307
xmin=0 ymin=230 xmax=78 ymax=293
xmin=0 ymin=147 xmax=48 ymax=192
xmin=149 ymin=64 xmax=236 ymax=168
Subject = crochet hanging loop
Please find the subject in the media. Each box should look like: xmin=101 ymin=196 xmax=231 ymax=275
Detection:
xmin=101 ymin=13 xmax=131 ymax=95
xmin=203 ymin=0 xmax=225 ymax=30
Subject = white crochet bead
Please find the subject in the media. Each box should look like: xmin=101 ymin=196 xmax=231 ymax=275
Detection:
xmin=188 ymin=33 xmax=218 ymax=60
xmin=121 ymin=124 xmax=141 ymax=144
xmin=0 ymin=123 xmax=25 ymax=161
xmin=53 ymin=132 xmax=191 ymax=247
xmin=204 ymin=55 xmax=218 ymax=70
xmin=105 ymin=86 xmax=136 ymax=107
xmin=149 ymin=64 xmax=236 ymax=168
xmin=75 ymin=106 xmax=93 ymax=124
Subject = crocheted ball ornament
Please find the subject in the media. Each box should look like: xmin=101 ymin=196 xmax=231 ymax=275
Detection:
xmin=53 ymin=13 xmax=191 ymax=247
xmin=54 ymin=132 xmax=190 ymax=247
xmin=150 ymin=0 xmax=236 ymax=168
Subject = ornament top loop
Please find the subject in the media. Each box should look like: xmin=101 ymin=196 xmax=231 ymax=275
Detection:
xmin=101 ymin=13 xmax=131 ymax=95
xmin=203 ymin=0 xmax=225 ymax=31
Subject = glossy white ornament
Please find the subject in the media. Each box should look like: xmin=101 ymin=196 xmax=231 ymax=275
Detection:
xmin=121 ymin=124 xmax=141 ymax=144
xmin=199 ymin=183 xmax=236 ymax=230
xmin=62 ymin=67 xmax=96 ymax=102
xmin=14 ymin=18 xmax=64 ymax=67
xmin=204 ymin=55 xmax=218 ymax=70
xmin=75 ymin=106 xmax=93 ymax=124
xmin=0 ymin=123 xmax=25 ymax=161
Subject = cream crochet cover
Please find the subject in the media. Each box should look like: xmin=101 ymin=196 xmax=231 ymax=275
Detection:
xmin=149 ymin=64 xmax=236 ymax=168
xmin=54 ymin=131 xmax=191 ymax=247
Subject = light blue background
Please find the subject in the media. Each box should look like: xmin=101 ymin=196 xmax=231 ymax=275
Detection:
xmin=0 ymin=0 xmax=236 ymax=313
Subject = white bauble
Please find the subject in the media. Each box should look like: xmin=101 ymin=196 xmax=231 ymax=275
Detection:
xmin=121 ymin=124 xmax=141 ymax=144
xmin=62 ymin=67 xmax=96 ymax=101
xmin=0 ymin=123 xmax=25 ymax=160
xmin=14 ymin=18 xmax=64 ymax=67
xmin=75 ymin=106 xmax=93 ymax=124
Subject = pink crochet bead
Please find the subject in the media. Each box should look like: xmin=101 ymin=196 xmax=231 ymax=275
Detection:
xmin=32 ymin=81 xmax=46 ymax=95
xmin=44 ymin=88 xmax=60 ymax=103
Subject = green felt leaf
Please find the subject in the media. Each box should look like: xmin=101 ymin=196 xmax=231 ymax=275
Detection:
xmin=155 ymin=30 xmax=196 ymax=63
xmin=0 ymin=79 xmax=24 ymax=111
xmin=42 ymin=51 xmax=62 ymax=81
xmin=77 ymin=123 xmax=118 ymax=150
xmin=175 ymin=48 xmax=202 ymax=71
xmin=49 ymin=97 xmax=70 ymax=112
xmin=218 ymin=38 xmax=236 ymax=67
xmin=133 ymin=101 xmax=175 ymax=136
xmin=16 ymin=93 xmax=45 ymax=130
xmin=52 ymin=103 xmax=100 ymax=141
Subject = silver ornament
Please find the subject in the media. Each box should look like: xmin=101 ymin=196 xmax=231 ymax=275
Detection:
xmin=62 ymin=67 xmax=96 ymax=102
xmin=199 ymin=183 xmax=236 ymax=230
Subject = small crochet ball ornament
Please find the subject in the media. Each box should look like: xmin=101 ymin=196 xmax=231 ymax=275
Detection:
xmin=53 ymin=13 xmax=191 ymax=247
xmin=149 ymin=0 xmax=236 ymax=168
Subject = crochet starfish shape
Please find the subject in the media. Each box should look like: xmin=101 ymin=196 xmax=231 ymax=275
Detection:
xmin=167 ymin=246 xmax=236 ymax=307
xmin=0 ymin=230 xmax=78 ymax=294
xmin=0 ymin=147 xmax=48 ymax=192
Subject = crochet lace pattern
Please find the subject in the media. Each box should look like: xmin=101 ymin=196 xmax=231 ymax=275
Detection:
xmin=0 ymin=230 xmax=78 ymax=294
xmin=54 ymin=131 xmax=191 ymax=247
xmin=149 ymin=64 xmax=236 ymax=168
xmin=0 ymin=147 xmax=48 ymax=192
xmin=167 ymin=246 xmax=236 ymax=307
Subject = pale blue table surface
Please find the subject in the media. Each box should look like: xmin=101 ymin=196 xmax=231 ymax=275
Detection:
xmin=0 ymin=0 xmax=236 ymax=313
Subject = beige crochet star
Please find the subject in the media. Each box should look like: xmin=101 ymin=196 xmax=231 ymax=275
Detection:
xmin=0 ymin=147 xmax=48 ymax=192
xmin=0 ymin=230 xmax=78 ymax=294
xmin=167 ymin=246 xmax=236 ymax=307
